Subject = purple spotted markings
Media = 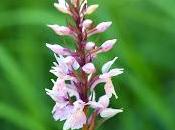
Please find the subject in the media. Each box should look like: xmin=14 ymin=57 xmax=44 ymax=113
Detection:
xmin=45 ymin=0 xmax=123 ymax=130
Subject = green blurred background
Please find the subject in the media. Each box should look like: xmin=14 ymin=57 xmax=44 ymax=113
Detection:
xmin=0 ymin=0 xmax=175 ymax=130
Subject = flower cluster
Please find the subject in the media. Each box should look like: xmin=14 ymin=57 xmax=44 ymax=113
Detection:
xmin=45 ymin=0 xmax=123 ymax=130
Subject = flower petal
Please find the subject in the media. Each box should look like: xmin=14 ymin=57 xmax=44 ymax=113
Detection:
xmin=101 ymin=39 xmax=117 ymax=52
xmin=108 ymin=68 xmax=124 ymax=77
xmin=54 ymin=2 xmax=71 ymax=15
xmin=63 ymin=110 xmax=86 ymax=130
xmin=88 ymin=22 xmax=112 ymax=37
xmin=98 ymin=95 xmax=110 ymax=108
xmin=102 ymin=57 xmax=118 ymax=73
xmin=88 ymin=101 xmax=103 ymax=109
xmin=48 ymin=24 xmax=72 ymax=36
xmin=52 ymin=104 xmax=74 ymax=121
xmin=104 ymin=79 xmax=118 ymax=99
xmin=100 ymin=108 xmax=123 ymax=118
xmin=46 ymin=43 xmax=70 ymax=56
xmin=90 ymin=78 xmax=106 ymax=90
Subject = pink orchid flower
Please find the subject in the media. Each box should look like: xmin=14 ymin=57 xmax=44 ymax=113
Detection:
xmin=45 ymin=0 xmax=123 ymax=130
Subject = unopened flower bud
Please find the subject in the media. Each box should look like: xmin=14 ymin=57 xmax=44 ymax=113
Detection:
xmin=101 ymin=39 xmax=117 ymax=52
xmin=54 ymin=3 xmax=71 ymax=15
xmin=85 ymin=42 xmax=95 ymax=50
xmin=46 ymin=43 xmax=70 ymax=55
xmin=96 ymin=22 xmax=112 ymax=33
xmin=85 ymin=4 xmax=99 ymax=15
xmin=83 ymin=19 xmax=93 ymax=29
xmin=48 ymin=25 xmax=73 ymax=36
xmin=88 ymin=22 xmax=112 ymax=37
xmin=82 ymin=63 xmax=96 ymax=74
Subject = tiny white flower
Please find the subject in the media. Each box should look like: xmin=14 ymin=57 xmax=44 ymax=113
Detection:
xmin=89 ymin=95 xmax=122 ymax=119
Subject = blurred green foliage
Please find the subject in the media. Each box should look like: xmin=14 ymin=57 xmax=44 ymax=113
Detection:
xmin=0 ymin=0 xmax=175 ymax=130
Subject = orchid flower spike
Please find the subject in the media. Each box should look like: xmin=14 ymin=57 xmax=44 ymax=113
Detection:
xmin=45 ymin=0 xmax=123 ymax=130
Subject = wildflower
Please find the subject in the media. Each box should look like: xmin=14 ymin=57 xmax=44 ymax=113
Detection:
xmin=63 ymin=100 xmax=86 ymax=130
xmin=45 ymin=0 xmax=123 ymax=130
xmin=89 ymin=95 xmax=123 ymax=118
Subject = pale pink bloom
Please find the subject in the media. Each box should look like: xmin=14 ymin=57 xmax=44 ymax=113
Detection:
xmin=82 ymin=63 xmax=96 ymax=74
xmin=100 ymin=57 xmax=123 ymax=98
xmin=46 ymin=43 xmax=70 ymax=56
xmin=50 ymin=55 xmax=77 ymax=81
xmin=54 ymin=0 xmax=71 ymax=15
xmin=100 ymin=57 xmax=123 ymax=79
xmin=45 ymin=79 xmax=68 ymax=102
xmin=48 ymin=25 xmax=74 ymax=37
xmin=89 ymin=95 xmax=123 ymax=118
xmin=85 ymin=42 xmax=95 ymax=50
xmin=85 ymin=4 xmax=99 ymax=15
xmin=89 ymin=95 xmax=109 ymax=109
xmin=52 ymin=103 xmax=74 ymax=121
xmin=100 ymin=39 xmax=117 ymax=52
xmin=90 ymin=57 xmax=123 ymax=98
xmin=63 ymin=110 xmax=86 ymax=130
xmin=46 ymin=0 xmax=123 ymax=128
xmin=63 ymin=100 xmax=86 ymax=130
